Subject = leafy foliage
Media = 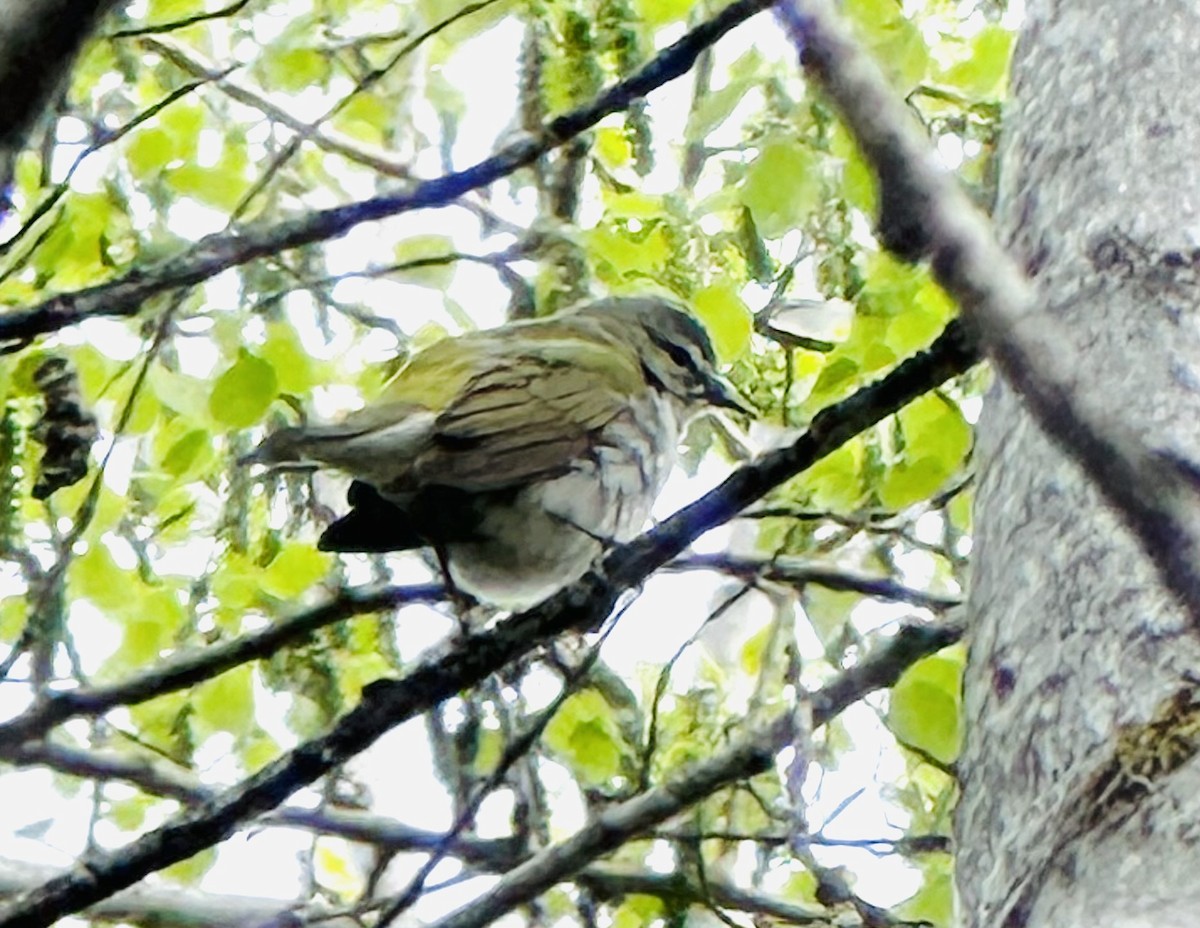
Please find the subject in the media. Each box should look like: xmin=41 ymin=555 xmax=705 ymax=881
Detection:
xmin=0 ymin=0 xmax=1009 ymax=924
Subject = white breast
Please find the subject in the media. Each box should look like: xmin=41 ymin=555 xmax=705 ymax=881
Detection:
xmin=443 ymin=392 xmax=682 ymax=608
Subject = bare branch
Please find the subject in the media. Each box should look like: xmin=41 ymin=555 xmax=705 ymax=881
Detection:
xmin=108 ymin=0 xmax=252 ymax=38
xmin=12 ymin=740 xmax=524 ymax=868
xmin=579 ymin=864 xmax=827 ymax=924
xmin=142 ymin=35 xmax=414 ymax=178
xmin=0 ymin=0 xmax=777 ymax=348
xmin=669 ymin=553 xmax=961 ymax=610
xmin=0 ymin=584 xmax=444 ymax=749
xmin=429 ymin=613 xmax=966 ymax=928
xmin=779 ymin=0 xmax=1200 ymax=633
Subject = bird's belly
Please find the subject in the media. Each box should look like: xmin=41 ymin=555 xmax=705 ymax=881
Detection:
xmin=445 ymin=407 xmax=678 ymax=608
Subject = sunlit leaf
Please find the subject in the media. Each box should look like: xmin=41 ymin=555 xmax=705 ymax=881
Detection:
xmin=193 ymin=665 xmax=256 ymax=736
xmin=209 ymin=350 xmax=278 ymax=429
xmin=739 ymin=138 xmax=822 ymax=239
xmin=693 ymin=282 xmax=752 ymax=361
xmin=889 ymin=653 xmax=963 ymax=765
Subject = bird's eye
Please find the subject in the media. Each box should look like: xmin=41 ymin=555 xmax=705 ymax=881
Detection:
xmin=653 ymin=334 xmax=700 ymax=375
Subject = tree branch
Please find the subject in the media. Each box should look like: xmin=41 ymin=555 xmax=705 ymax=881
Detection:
xmin=10 ymin=740 xmax=524 ymax=868
xmin=142 ymin=35 xmax=414 ymax=178
xmin=579 ymin=865 xmax=828 ymax=924
xmin=668 ymin=553 xmax=961 ymax=611
xmin=0 ymin=322 xmax=977 ymax=928
xmin=429 ymin=612 xmax=967 ymax=928
xmin=0 ymin=584 xmax=444 ymax=750
xmin=0 ymin=0 xmax=776 ymax=347
xmin=779 ymin=0 xmax=1200 ymax=634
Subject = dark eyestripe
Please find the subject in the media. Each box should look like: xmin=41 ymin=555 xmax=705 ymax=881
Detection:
xmin=648 ymin=329 xmax=710 ymax=381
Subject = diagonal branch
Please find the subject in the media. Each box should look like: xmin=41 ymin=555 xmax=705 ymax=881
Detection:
xmin=11 ymin=740 xmax=524 ymax=868
xmin=779 ymin=0 xmax=1200 ymax=634
xmin=429 ymin=612 xmax=967 ymax=928
xmin=0 ymin=0 xmax=776 ymax=348
xmin=0 ymin=584 xmax=443 ymax=750
xmin=142 ymin=35 xmax=414 ymax=177
xmin=0 ymin=320 xmax=977 ymax=928
xmin=668 ymin=553 xmax=962 ymax=611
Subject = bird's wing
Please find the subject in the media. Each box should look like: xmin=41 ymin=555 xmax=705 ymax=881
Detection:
xmin=408 ymin=351 xmax=640 ymax=492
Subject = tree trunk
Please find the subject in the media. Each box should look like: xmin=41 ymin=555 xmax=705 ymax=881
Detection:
xmin=958 ymin=3 xmax=1200 ymax=926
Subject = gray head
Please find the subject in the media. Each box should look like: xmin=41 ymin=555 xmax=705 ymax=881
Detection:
xmin=578 ymin=297 xmax=750 ymax=414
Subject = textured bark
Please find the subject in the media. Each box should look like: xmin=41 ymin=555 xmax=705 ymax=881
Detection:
xmin=959 ymin=3 xmax=1200 ymax=927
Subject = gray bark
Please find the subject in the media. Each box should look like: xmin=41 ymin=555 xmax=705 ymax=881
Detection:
xmin=959 ymin=3 xmax=1200 ymax=926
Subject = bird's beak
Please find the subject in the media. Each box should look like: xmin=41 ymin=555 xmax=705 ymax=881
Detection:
xmin=705 ymin=373 xmax=755 ymax=417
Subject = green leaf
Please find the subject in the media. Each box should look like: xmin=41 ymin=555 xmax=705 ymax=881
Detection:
xmin=878 ymin=393 xmax=970 ymax=509
xmin=147 ymin=0 xmax=199 ymax=18
xmin=209 ymin=350 xmax=278 ymax=428
xmin=0 ymin=597 xmax=25 ymax=641
xmin=544 ymin=689 xmax=628 ymax=786
xmin=693 ymin=283 xmax=753 ymax=361
xmin=258 ymin=47 xmax=330 ymax=92
xmin=611 ymin=894 xmax=666 ymax=928
xmin=122 ymin=607 xmax=176 ymax=665
xmin=193 ymin=665 xmax=255 ymax=736
xmin=633 ymin=0 xmax=695 ymax=25
xmin=844 ymin=0 xmax=929 ymax=89
xmin=127 ymin=103 xmax=203 ymax=178
xmin=595 ymin=127 xmax=633 ymax=169
xmin=885 ymin=305 xmax=948 ymax=356
xmin=211 ymin=552 xmax=263 ymax=614
xmin=740 ymin=624 xmax=772 ymax=676
xmin=897 ymin=856 xmax=955 ymax=927
xmin=128 ymin=691 xmax=189 ymax=754
xmin=149 ymin=367 xmax=211 ymax=423
xmin=796 ymin=439 xmax=865 ymax=512
xmin=124 ymin=388 xmax=160 ymax=435
xmin=261 ymin=322 xmax=318 ymax=394
xmin=943 ymin=25 xmax=1014 ymax=99
xmin=157 ymin=101 xmax=204 ymax=153
xmin=602 ymin=191 xmax=666 ymax=220
xmin=109 ymin=796 xmax=149 ymax=831
xmin=889 ymin=653 xmax=963 ymax=764
xmin=69 ymin=543 xmax=130 ymax=611
xmin=831 ymin=125 xmax=877 ymax=212
xmin=686 ymin=56 xmax=758 ymax=141
xmin=261 ymin=543 xmax=330 ymax=599
xmin=31 ymin=192 xmax=130 ymax=288
xmin=331 ymin=93 xmax=390 ymax=146
xmin=803 ymin=587 xmax=862 ymax=647
xmin=739 ymin=138 xmax=821 ymax=239
xmin=165 ymin=146 xmax=251 ymax=211
xmin=161 ymin=428 xmax=212 ymax=478
xmin=162 ymin=847 xmax=217 ymax=886
xmin=126 ymin=127 xmax=178 ymax=179
xmin=100 ymin=587 xmax=186 ymax=679
xmin=587 ymin=222 xmax=670 ymax=281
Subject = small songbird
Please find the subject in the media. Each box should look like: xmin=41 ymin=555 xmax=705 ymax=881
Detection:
xmin=243 ymin=296 xmax=748 ymax=608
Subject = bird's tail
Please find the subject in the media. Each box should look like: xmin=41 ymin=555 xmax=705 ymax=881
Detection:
xmin=237 ymin=424 xmax=374 ymax=468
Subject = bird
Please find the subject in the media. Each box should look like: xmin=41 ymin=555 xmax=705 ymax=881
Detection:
xmin=242 ymin=296 xmax=749 ymax=608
